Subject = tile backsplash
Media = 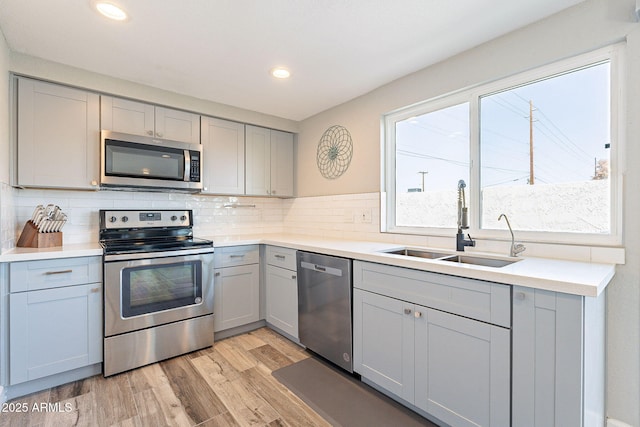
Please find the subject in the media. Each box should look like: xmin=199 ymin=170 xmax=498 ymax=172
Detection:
xmin=8 ymin=188 xmax=285 ymax=245
xmin=0 ymin=183 xmax=16 ymax=252
xmin=0 ymin=188 xmax=624 ymax=264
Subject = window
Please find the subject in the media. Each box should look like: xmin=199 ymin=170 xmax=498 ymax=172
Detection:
xmin=394 ymin=102 xmax=469 ymax=228
xmin=383 ymin=45 xmax=622 ymax=245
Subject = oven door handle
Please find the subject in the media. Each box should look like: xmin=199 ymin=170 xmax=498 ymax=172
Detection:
xmin=104 ymin=246 xmax=214 ymax=262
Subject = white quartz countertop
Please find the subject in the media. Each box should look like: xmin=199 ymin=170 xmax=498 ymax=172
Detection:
xmin=0 ymin=242 xmax=104 ymax=262
xmin=213 ymin=234 xmax=615 ymax=297
xmin=0 ymin=234 xmax=615 ymax=297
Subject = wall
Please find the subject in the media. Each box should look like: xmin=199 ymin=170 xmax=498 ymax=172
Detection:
xmin=1 ymin=49 xmax=302 ymax=248
xmin=296 ymin=0 xmax=640 ymax=424
xmin=0 ymin=29 xmax=15 ymax=253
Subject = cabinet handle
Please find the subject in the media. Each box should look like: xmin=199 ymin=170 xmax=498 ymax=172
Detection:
xmin=292 ymin=275 xmax=296 ymax=279
xmin=146 ymin=130 xmax=154 ymax=136
xmin=274 ymin=254 xmax=285 ymax=259
xmin=414 ymin=311 xmax=422 ymax=318
xmin=203 ymin=187 xmax=208 ymax=191
xmin=404 ymin=308 xmax=412 ymax=315
xmin=156 ymin=132 xmax=163 ymax=138
xmin=214 ymin=272 xmax=221 ymax=277
xmin=229 ymin=254 xmax=245 ymax=258
xmin=90 ymin=287 xmax=100 ymax=293
xmin=90 ymin=180 xmax=98 ymax=186
xmin=45 ymin=269 xmax=73 ymax=275
xmin=271 ymin=190 xmax=276 ymax=195
xmin=515 ymin=292 xmax=526 ymax=301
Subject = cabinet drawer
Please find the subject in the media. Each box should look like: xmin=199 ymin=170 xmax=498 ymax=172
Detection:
xmin=265 ymin=246 xmax=297 ymax=270
xmin=9 ymin=256 xmax=102 ymax=293
xmin=215 ymin=245 xmax=259 ymax=268
xmin=353 ymin=261 xmax=511 ymax=328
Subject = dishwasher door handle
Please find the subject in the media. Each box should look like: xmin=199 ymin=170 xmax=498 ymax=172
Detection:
xmin=300 ymin=261 xmax=343 ymax=277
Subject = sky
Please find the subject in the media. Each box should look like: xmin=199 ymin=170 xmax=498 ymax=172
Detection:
xmin=395 ymin=61 xmax=610 ymax=193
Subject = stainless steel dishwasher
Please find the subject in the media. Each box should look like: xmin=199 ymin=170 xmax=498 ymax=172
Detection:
xmin=297 ymin=251 xmax=353 ymax=372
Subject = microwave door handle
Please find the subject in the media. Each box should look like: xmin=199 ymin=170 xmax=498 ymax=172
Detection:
xmin=183 ymin=149 xmax=191 ymax=182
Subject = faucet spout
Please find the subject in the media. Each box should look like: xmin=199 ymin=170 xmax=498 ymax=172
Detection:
xmin=498 ymin=214 xmax=525 ymax=257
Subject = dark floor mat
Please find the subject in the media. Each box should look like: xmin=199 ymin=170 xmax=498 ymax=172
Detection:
xmin=272 ymin=357 xmax=438 ymax=427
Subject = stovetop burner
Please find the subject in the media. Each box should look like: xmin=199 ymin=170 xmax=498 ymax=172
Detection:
xmin=99 ymin=209 xmax=212 ymax=255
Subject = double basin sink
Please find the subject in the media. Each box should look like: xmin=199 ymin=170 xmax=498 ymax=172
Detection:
xmin=381 ymin=248 xmax=519 ymax=268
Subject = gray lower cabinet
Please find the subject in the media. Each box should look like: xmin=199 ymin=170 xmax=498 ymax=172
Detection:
xmin=6 ymin=256 xmax=103 ymax=387
xmin=265 ymin=246 xmax=298 ymax=339
xmin=353 ymin=260 xmax=511 ymax=427
xmin=10 ymin=283 xmax=102 ymax=384
xmin=213 ymin=246 xmax=260 ymax=332
xmin=512 ymin=286 xmax=605 ymax=427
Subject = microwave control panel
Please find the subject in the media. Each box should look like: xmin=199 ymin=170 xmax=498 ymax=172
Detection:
xmin=189 ymin=151 xmax=201 ymax=182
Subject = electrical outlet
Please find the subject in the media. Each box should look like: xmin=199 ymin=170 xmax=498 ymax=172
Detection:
xmin=360 ymin=208 xmax=372 ymax=223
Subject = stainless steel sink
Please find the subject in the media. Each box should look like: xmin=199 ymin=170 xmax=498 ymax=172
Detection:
xmin=382 ymin=248 xmax=452 ymax=259
xmin=440 ymin=255 xmax=519 ymax=268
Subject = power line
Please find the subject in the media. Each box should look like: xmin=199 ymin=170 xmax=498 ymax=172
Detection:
xmin=397 ymin=149 xmax=469 ymax=167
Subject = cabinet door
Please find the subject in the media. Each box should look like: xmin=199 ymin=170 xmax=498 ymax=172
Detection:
xmin=414 ymin=308 xmax=510 ymax=427
xmin=512 ymin=286 xmax=586 ymax=427
xmin=245 ymin=125 xmax=272 ymax=196
xmin=100 ymin=96 xmax=155 ymax=137
xmin=9 ymin=283 xmax=102 ymax=385
xmin=155 ymin=107 xmax=200 ymax=144
xmin=353 ymin=289 xmax=415 ymax=403
xmin=213 ymin=264 xmax=259 ymax=332
xmin=270 ymin=130 xmax=294 ymax=197
xmin=17 ymin=78 xmax=100 ymax=189
xmin=201 ymin=117 xmax=245 ymax=194
xmin=265 ymin=264 xmax=298 ymax=339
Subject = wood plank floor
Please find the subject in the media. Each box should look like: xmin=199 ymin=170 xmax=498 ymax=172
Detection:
xmin=0 ymin=328 xmax=331 ymax=427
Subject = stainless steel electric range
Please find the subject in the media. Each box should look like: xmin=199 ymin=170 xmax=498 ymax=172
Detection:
xmin=99 ymin=209 xmax=214 ymax=376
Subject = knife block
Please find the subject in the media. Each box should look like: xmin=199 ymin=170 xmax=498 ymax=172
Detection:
xmin=17 ymin=221 xmax=63 ymax=248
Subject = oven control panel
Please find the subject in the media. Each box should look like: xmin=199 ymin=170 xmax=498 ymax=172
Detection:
xmin=100 ymin=210 xmax=192 ymax=229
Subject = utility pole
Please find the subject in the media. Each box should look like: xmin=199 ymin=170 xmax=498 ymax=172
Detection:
xmin=529 ymin=100 xmax=535 ymax=185
xmin=418 ymin=171 xmax=428 ymax=192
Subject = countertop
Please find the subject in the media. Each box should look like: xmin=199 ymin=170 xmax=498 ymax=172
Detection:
xmin=0 ymin=234 xmax=616 ymax=297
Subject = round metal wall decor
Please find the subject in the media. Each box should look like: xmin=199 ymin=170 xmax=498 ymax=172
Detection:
xmin=316 ymin=125 xmax=353 ymax=179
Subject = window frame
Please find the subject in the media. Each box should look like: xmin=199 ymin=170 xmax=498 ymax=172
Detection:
xmin=382 ymin=44 xmax=624 ymax=246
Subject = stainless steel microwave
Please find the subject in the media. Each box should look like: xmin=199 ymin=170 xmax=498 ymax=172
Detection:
xmin=100 ymin=130 xmax=203 ymax=192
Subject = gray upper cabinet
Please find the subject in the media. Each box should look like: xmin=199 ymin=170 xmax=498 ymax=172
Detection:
xmin=201 ymin=116 xmax=245 ymax=194
xmin=101 ymin=96 xmax=200 ymax=144
xmin=245 ymin=125 xmax=294 ymax=197
xmin=16 ymin=78 xmax=100 ymax=190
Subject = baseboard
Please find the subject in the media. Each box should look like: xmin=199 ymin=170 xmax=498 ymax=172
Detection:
xmin=607 ymin=418 xmax=634 ymax=427
xmin=215 ymin=320 xmax=266 ymax=340
xmin=5 ymin=364 xmax=101 ymax=401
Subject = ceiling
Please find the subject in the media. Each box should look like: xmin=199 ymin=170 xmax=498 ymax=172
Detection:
xmin=0 ymin=0 xmax=584 ymax=121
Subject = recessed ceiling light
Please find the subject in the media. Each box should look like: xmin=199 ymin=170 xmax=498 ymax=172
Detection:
xmin=95 ymin=2 xmax=128 ymax=21
xmin=271 ymin=67 xmax=291 ymax=79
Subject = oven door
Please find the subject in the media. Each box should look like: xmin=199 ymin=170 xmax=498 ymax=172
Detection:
xmin=104 ymin=250 xmax=214 ymax=337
